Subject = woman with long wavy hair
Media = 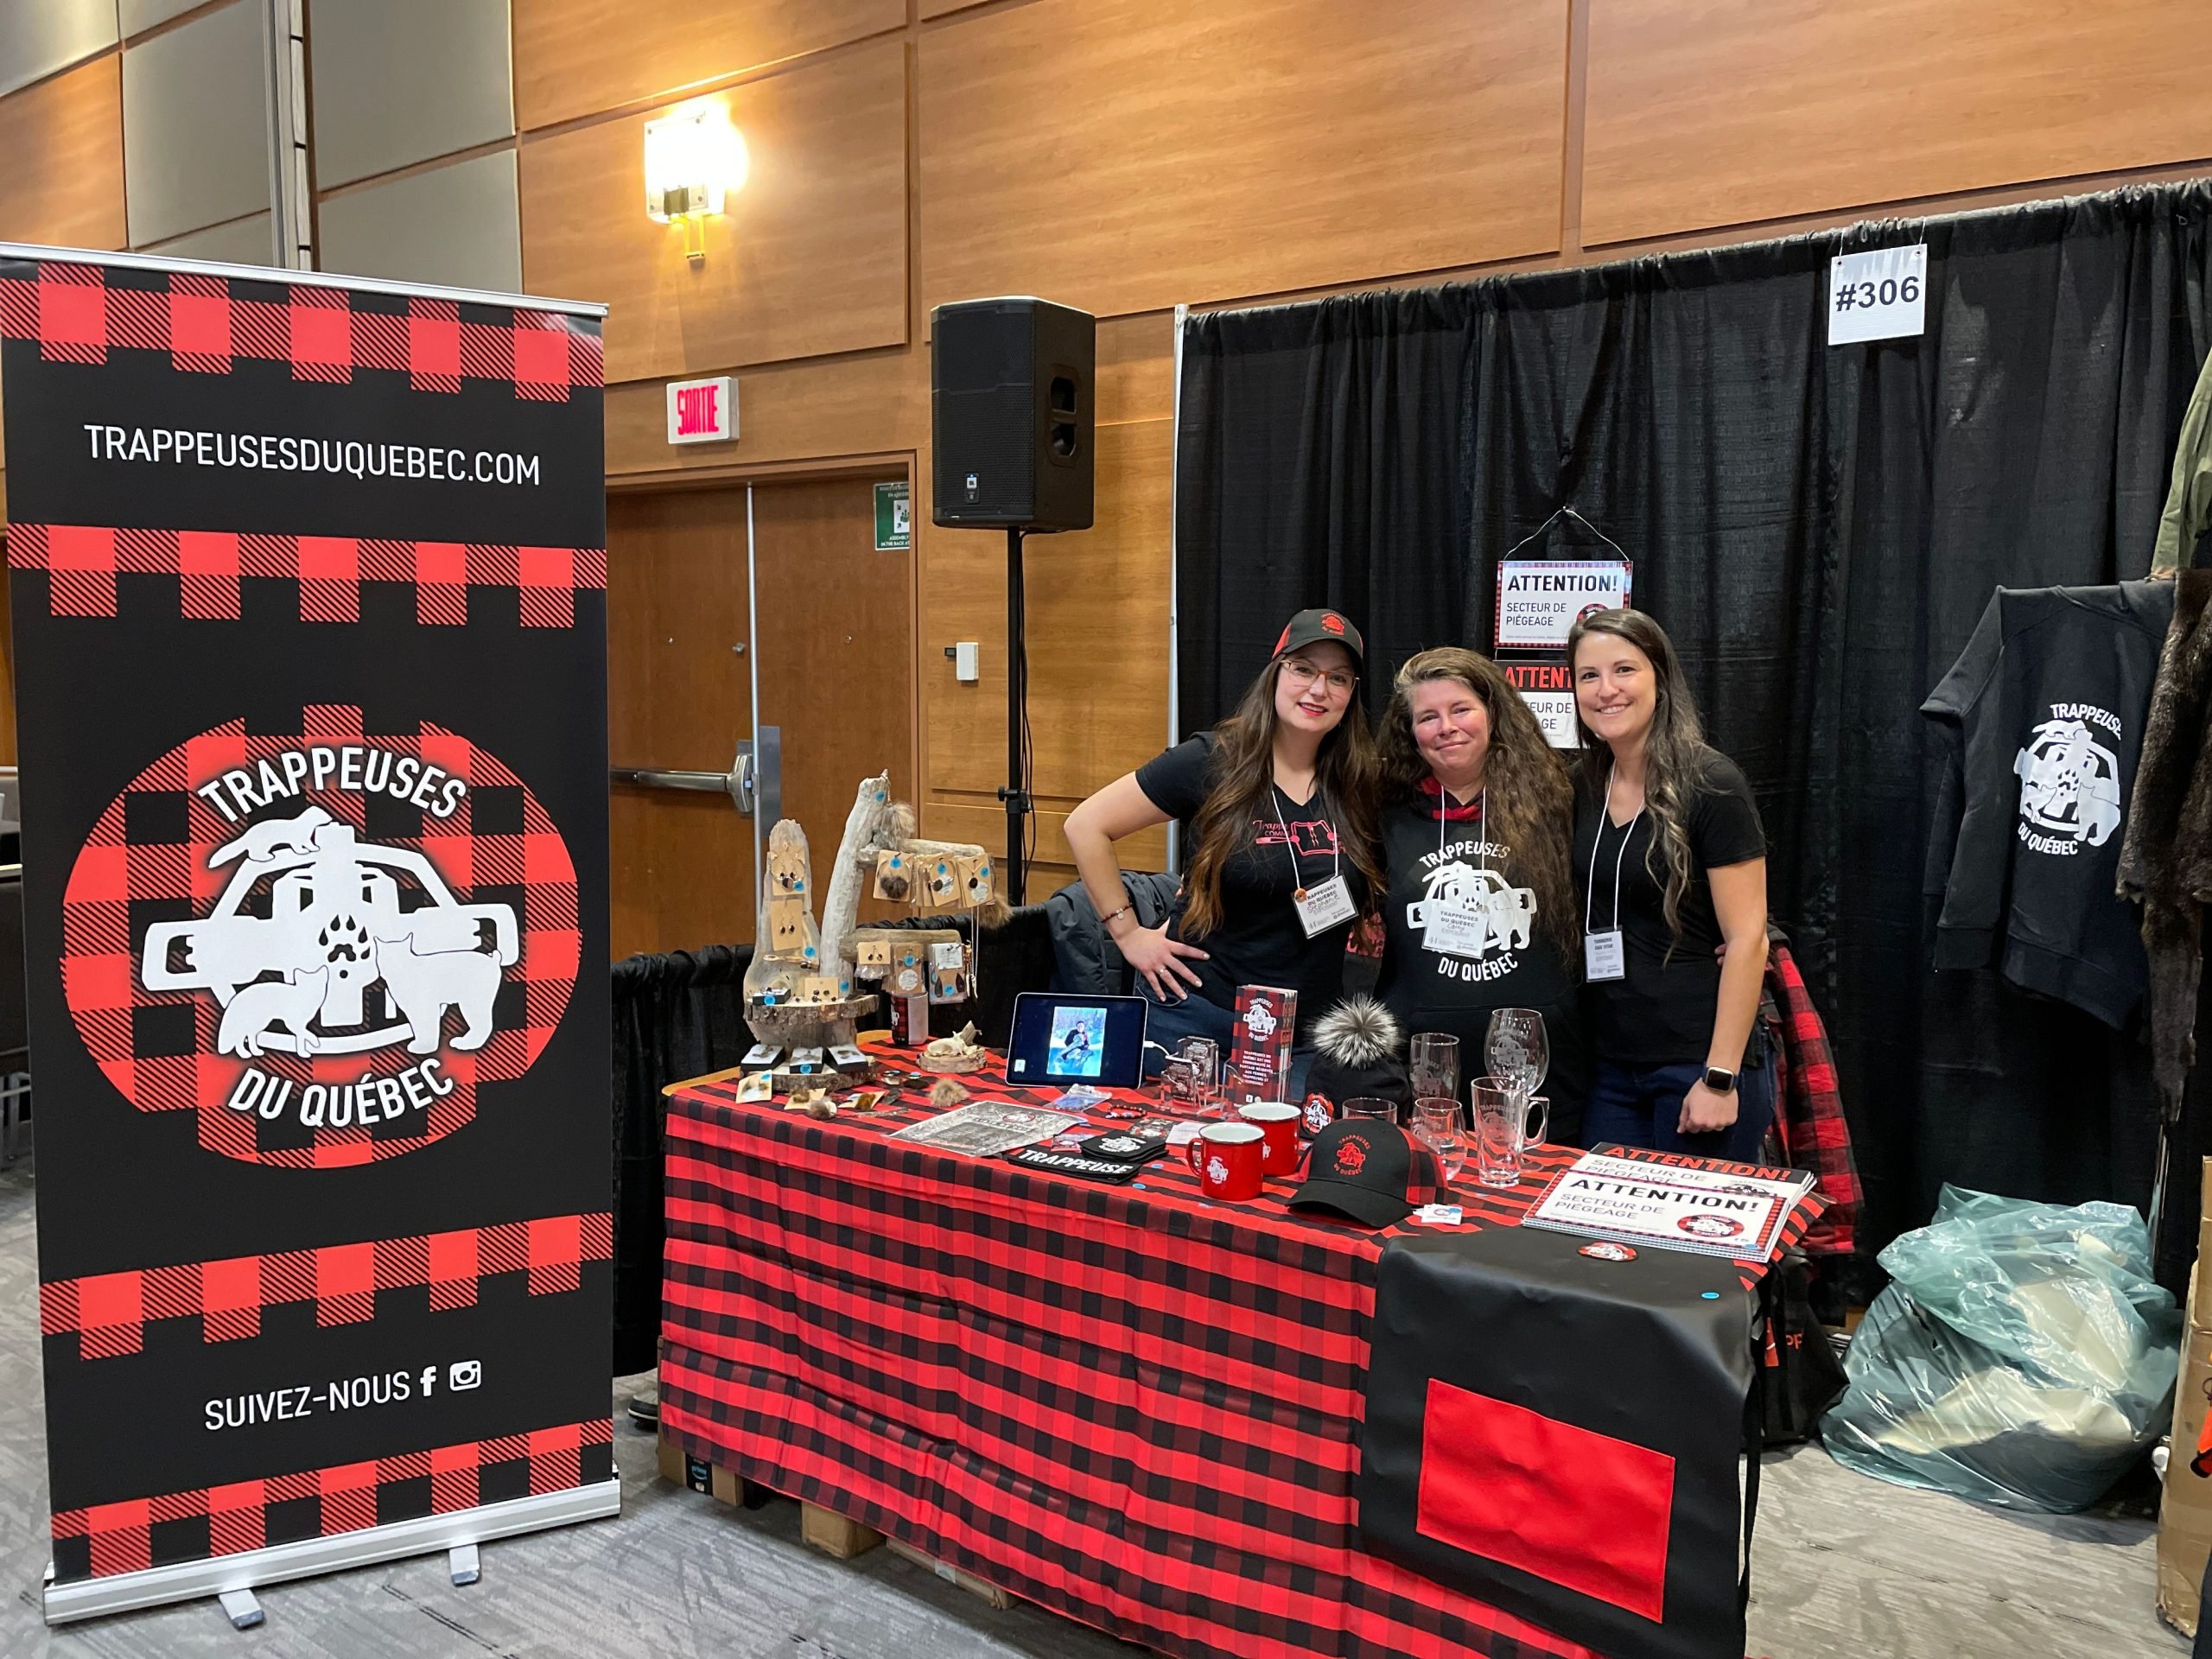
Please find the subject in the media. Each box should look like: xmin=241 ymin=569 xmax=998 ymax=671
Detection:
xmin=1065 ymin=609 xmax=1383 ymax=1096
xmin=1372 ymin=647 xmax=1590 ymax=1141
xmin=1567 ymin=609 xmax=1772 ymax=1160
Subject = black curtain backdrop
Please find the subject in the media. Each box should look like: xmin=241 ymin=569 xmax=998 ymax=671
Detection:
xmin=1176 ymin=181 xmax=2212 ymax=1272
xmin=610 ymin=945 xmax=756 ymax=1376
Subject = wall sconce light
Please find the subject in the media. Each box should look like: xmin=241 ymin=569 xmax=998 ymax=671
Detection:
xmin=643 ymin=100 xmax=748 ymax=265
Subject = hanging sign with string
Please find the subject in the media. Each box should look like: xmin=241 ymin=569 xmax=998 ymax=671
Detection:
xmin=1493 ymin=559 xmax=1633 ymax=651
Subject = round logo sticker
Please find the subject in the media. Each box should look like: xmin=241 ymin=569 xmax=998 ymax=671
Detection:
xmin=64 ymin=707 xmax=579 ymax=1166
xmin=1579 ymin=1241 xmax=1637 ymax=1262
xmin=1677 ymin=1213 xmax=1746 ymax=1239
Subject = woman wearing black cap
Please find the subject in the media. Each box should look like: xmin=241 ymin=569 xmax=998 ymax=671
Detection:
xmin=1065 ymin=609 xmax=1384 ymax=1097
xmin=1370 ymin=647 xmax=1588 ymax=1141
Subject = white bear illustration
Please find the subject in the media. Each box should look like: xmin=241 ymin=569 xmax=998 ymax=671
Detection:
xmin=373 ymin=935 xmax=501 ymax=1054
xmin=217 ymin=966 xmax=327 ymax=1058
xmin=210 ymin=805 xmax=333 ymax=868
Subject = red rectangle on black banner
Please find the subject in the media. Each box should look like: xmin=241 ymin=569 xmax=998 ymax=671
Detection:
xmin=1416 ymin=1377 xmax=1675 ymax=1620
xmin=1 ymin=250 xmax=614 ymax=1620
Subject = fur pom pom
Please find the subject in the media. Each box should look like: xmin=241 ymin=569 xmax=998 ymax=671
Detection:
xmin=928 ymin=1077 xmax=970 ymax=1109
xmin=1311 ymin=995 xmax=1402 ymax=1067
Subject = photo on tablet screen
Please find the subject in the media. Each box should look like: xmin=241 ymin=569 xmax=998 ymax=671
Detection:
xmin=1008 ymin=993 xmax=1147 ymax=1090
xmin=1048 ymin=1007 xmax=1107 ymax=1079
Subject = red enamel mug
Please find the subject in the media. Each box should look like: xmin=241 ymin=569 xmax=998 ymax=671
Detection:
xmin=1198 ymin=1122 xmax=1265 ymax=1201
xmin=1237 ymin=1101 xmax=1301 ymax=1176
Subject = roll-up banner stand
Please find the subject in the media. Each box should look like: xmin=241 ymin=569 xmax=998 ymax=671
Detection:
xmin=0 ymin=246 xmax=616 ymax=1624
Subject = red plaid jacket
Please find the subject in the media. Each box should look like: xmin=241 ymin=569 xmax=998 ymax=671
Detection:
xmin=1764 ymin=936 xmax=1859 ymax=1259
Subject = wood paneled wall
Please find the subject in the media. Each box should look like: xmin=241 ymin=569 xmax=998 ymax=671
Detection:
xmin=0 ymin=2 xmax=2206 ymax=899
xmin=1580 ymin=0 xmax=2212 ymax=246
xmin=520 ymin=38 xmax=910 ymax=383
xmin=916 ymin=0 xmax=1568 ymax=319
xmin=0 ymin=55 xmax=126 ymax=252
xmin=505 ymin=0 xmax=2212 ymax=895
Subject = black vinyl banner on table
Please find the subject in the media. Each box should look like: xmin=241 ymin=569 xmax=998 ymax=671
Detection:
xmin=1357 ymin=1227 xmax=1757 ymax=1659
xmin=0 ymin=251 xmax=614 ymax=1617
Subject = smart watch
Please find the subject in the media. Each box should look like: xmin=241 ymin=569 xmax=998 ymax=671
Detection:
xmin=1702 ymin=1065 xmax=1738 ymax=1095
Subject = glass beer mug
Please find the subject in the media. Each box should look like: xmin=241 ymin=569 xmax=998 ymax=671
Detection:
xmin=1467 ymin=1074 xmax=1548 ymax=1187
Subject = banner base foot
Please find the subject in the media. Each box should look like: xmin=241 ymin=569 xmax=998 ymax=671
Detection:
xmin=448 ymin=1543 xmax=480 ymax=1586
xmin=217 ymin=1588 xmax=264 ymax=1630
xmin=43 ymin=1478 xmax=620 ymax=1626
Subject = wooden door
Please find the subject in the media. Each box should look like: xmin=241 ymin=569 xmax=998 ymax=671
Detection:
xmin=605 ymin=474 xmax=914 ymax=962
xmin=751 ymin=475 xmax=914 ymax=930
xmin=607 ymin=488 xmax=756 ymax=961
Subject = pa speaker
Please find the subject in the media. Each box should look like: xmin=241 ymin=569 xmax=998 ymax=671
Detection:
xmin=931 ymin=296 xmax=1095 ymax=531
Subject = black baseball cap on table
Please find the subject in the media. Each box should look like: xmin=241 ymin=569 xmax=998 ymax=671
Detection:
xmin=1290 ymin=1118 xmax=1414 ymax=1228
xmin=1273 ymin=608 xmax=1364 ymax=666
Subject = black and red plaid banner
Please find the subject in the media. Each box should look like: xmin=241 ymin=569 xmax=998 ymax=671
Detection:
xmin=41 ymin=1212 xmax=612 ymax=1360
xmin=8 ymin=524 xmax=606 ymax=626
xmin=659 ymin=1058 xmax=1818 ymax=1659
xmin=0 ymin=263 xmax=601 ymax=397
xmin=51 ymin=1416 xmax=613 ymax=1582
xmin=9 ymin=246 xmax=613 ymax=1611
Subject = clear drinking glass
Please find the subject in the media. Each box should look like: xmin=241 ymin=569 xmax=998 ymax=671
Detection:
xmin=1412 ymin=1097 xmax=1465 ymax=1185
xmin=1408 ymin=1033 xmax=1459 ymax=1107
xmin=1468 ymin=1075 xmax=1549 ymax=1187
xmin=1341 ymin=1097 xmax=1400 ymax=1126
xmin=1484 ymin=1008 xmax=1548 ymax=1099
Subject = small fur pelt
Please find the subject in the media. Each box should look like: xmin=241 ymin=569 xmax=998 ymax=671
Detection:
xmin=2117 ymin=569 xmax=2212 ymax=1113
xmin=1311 ymin=995 xmax=1403 ymax=1065
xmin=928 ymin=1077 xmax=971 ymax=1109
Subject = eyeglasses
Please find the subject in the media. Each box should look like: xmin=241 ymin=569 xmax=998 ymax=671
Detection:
xmin=1281 ymin=659 xmax=1357 ymax=696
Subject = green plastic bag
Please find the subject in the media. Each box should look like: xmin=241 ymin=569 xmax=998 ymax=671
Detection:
xmin=1820 ymin=1185 xmax=2180 ymax=1511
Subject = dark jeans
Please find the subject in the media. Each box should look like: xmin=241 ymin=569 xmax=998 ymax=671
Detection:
xmin=1581 ymin=1056 xmax=1776 ymax=1165
xmin=1138 ymin=978 xmax=1317 ymax=1101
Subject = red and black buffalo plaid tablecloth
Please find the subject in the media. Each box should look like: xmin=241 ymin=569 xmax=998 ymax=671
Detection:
xmin=658 ymin=1054 xmax=1821 ymax=1659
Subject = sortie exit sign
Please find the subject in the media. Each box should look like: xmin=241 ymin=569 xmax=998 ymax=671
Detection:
xmin=665 ymin=375 xmax=737 ymax=445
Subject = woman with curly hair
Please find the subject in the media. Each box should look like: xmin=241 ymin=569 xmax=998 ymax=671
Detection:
xmin=1065 ymin=609 xmax=1383 ymax=1097
xmin=1372 ymin=646 xmax=1588 ymax=1140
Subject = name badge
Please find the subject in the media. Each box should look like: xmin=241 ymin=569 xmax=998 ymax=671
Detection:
xmin=1585 ymin=929 xmax=1626 ymax=982
xmin=1424 ymin=901 xmax=1490 ymax=959
xmin=1294 ymin=874 xmax=1357 ymax=937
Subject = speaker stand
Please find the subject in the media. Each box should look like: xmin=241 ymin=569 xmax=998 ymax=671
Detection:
xmin=998 ymin=525 xmax=1031 ymax=906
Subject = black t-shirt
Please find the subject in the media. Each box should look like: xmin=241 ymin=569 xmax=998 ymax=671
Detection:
xmin=1371 ymin=786 xmax=1590 ymax=1133
xmin=1920 ymin=581 xmax=2174 ymax=1027
xmin=1135 ymin=733 xmax=1368 ymax=1016
xmin=1572 ymin=752 xmax=1766 ymax=1066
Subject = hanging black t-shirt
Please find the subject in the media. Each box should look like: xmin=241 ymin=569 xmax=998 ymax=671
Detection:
xmin=1920 ymin=581 xmax=2175 ymax=1028
xmin=1572 ymin=753 xmax=1766 ymax=1067
xmin=1371 ymin=784 xmax=1590 ymax=1134
xmin=1134 ymin=733 xmax=1368 ymax=1014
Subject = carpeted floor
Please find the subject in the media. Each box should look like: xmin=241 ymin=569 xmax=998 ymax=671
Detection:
xmin=0 ymin=1159 xmax=2183 ymax=1658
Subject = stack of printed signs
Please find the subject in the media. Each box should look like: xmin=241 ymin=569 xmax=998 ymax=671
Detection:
xmin=1520 ymin=1147 xmax=1815 ymax=1260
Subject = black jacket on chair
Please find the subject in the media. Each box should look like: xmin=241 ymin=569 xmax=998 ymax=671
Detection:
xmin=1045 ymin=871 xmax=1182 ymax=996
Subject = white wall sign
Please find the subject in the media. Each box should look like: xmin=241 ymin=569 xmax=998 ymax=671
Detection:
xmin=1494 ymin=559 xmax=1631 ymax=652
xmin=1827 ymin=243 xmax=1928 ymax=346
xmin=665 ymin=374 xmax=737 ymax=444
